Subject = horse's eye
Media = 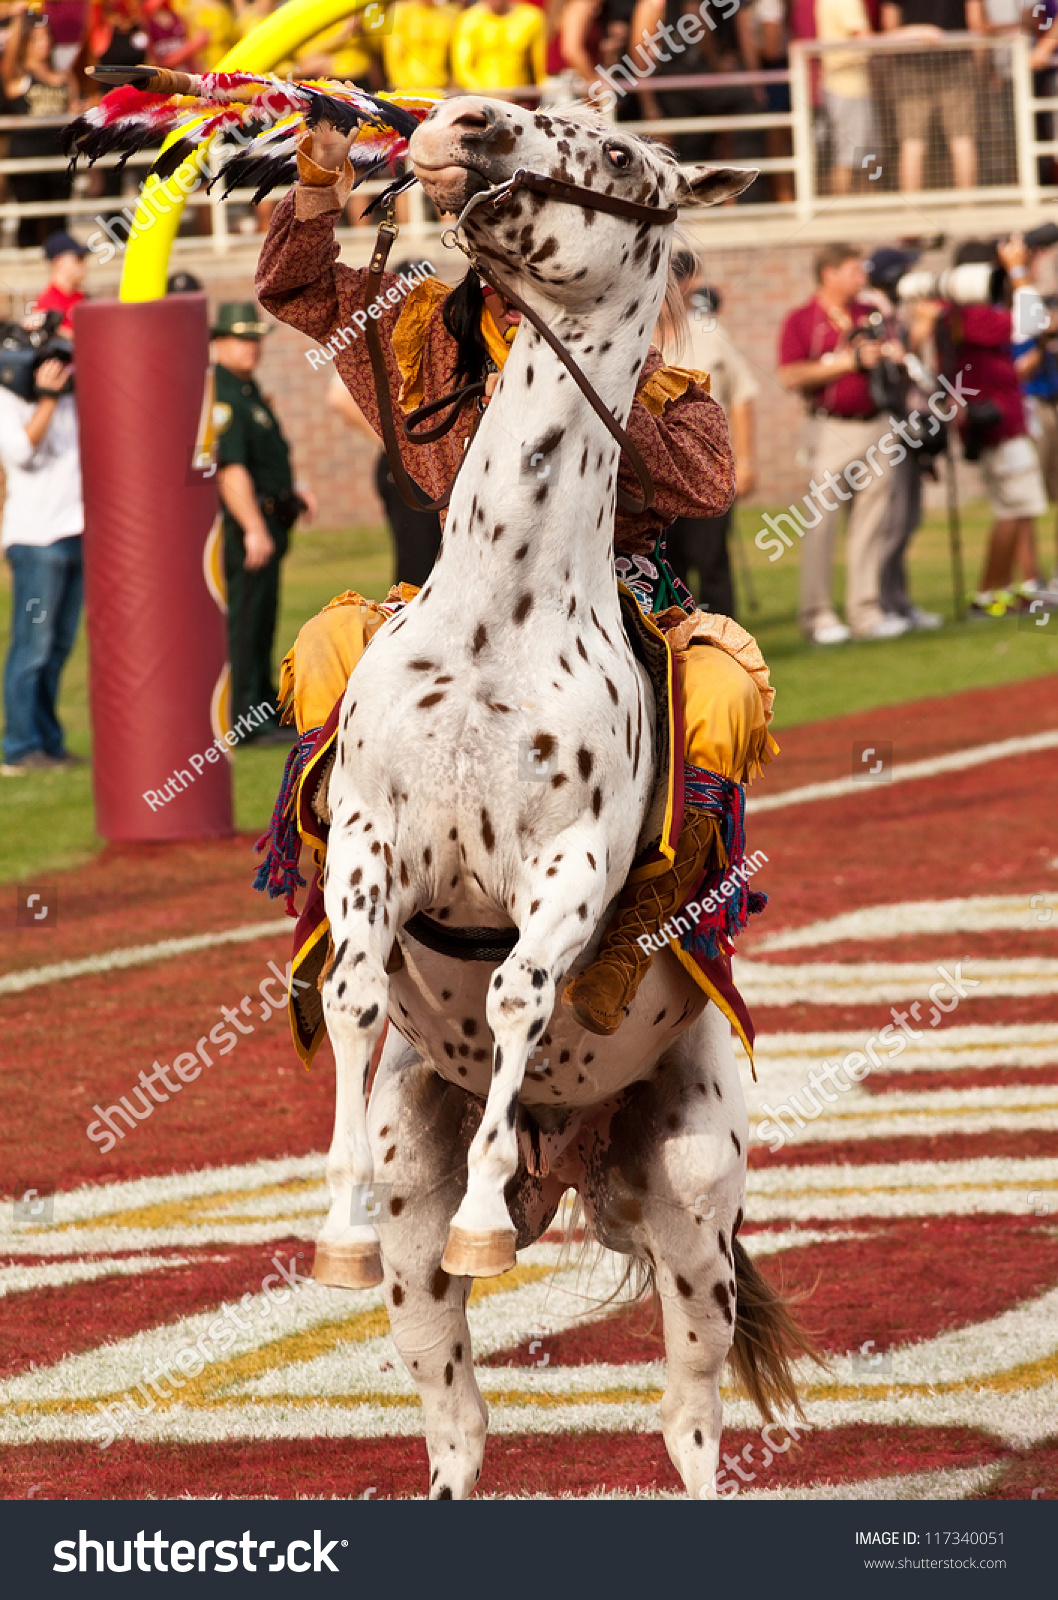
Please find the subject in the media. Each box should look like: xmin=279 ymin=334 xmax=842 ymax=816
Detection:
xmin=605 ymin=146 xmax=630 ymax=169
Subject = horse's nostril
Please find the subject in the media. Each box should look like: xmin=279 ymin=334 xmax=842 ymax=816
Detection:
xmin=452 ymin=107 xmax=491 ymax=133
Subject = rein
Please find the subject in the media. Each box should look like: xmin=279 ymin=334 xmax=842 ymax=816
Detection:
xmin=364 ymin=167 xmax=677 ymax=515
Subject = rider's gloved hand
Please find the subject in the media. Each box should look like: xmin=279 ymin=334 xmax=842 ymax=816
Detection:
xmin=300 ymin=123 xmax=359 ymax=178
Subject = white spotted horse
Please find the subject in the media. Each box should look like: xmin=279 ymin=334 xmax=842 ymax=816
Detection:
xmin=285 ymin=97 xmax=819 ymax=1499
xmin=61 ymin=66 xmax=820 ymax=1501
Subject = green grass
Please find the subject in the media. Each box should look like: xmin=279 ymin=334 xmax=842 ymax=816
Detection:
xmin=1 ymin=505 xmax=1055 ymax=886
xmin=732 ymin=500 xmax=1058 ymax=728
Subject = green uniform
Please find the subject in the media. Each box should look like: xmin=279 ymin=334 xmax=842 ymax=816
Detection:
xmin=214 ymin=363 xmax=295 ymax=732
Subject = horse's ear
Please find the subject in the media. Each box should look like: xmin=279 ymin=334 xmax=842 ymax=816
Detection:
xmin=676 ymin=166 xmax=759 ymax=208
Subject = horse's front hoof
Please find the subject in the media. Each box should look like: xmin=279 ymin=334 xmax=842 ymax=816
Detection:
xmin=313 ymin=1238 xmax=384 ymax=1289
xmin=442 ymin=1226 xmax=517 ymax=1279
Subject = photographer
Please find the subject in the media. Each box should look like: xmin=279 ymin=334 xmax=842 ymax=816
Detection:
xmin=778 ymin=242 xmax=911 ymax=644
xmin=862 ymin=245 xmax=943 ymax=630
xmin=0 ymin=342 xmax=82 ymax=776
xmin=924 ymin=236 xmax=1051 ymax=617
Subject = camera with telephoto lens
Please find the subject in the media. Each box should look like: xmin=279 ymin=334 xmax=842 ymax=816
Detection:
xmin=848 ymin=310 xmax=906 ymax=415
xmin=0 ymin=312 xmax=73 ymax=401
xmin=896 ymin=261 xmax=1008 ymax=307
xmin=849 ymin=310 xmax=949 ymax=456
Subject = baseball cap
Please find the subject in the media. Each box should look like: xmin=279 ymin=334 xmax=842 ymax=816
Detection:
xmin=44 ymin=231 xmax=89 ymax=261
xmin=865 ymin=246 xmax=920 ymax=292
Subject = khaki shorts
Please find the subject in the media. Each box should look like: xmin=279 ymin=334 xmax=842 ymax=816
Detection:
xmin=978 ymin=434 xmax=1048 ymax=520
xmin=825 ymin=90 xmax=872 ymax=167
xmin=896 ymin=59 xmax=977 ymax=145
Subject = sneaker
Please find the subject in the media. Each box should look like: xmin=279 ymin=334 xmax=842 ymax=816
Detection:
xmin=856 ymin=614 xmax=911 ymax=641
xmin=1019 ymin=578 xmax=1058 ymax=605
xmin=808 ymin=619 xmax=851 ymax=645
xmin=907 ymin=605 xmax=943 ymax=630
xmin=969 ymin=590 xmax=1016 ymax=619
xmin=0 ymin=750 xmax=63 ymax=776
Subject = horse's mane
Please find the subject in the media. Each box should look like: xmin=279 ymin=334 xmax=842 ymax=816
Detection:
xmin=442 ymin=269 xmax=489 ymax=388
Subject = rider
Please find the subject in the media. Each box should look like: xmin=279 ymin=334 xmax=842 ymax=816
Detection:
xmin=254 ymin=123 xmax=776 ymax=1040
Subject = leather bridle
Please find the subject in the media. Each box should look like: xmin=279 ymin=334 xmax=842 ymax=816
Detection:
xmin=363 ymin=167 xmax=679 ymax=516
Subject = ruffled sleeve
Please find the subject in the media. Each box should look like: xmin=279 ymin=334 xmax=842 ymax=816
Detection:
xmin=638 ymin=363 xmax=712 ymax=417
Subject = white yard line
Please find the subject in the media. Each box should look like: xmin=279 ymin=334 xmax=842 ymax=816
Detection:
xmin=734 ymin=956 xmax=1058 ymax=1008
xmin=0 ymin=919 xmax=289 ymax=997
xmin=748 ymin=728 xmax=1058 ymax=815
xmin=755 ymin=895 xmax=1058 ymax=954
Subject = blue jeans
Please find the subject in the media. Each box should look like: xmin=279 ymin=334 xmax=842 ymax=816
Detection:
xmin=3 ymin=536 xmax=83 ymax=764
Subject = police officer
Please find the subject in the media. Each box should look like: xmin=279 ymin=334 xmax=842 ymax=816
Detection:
xmin=212 ymin=301 xmax=316 ymax=745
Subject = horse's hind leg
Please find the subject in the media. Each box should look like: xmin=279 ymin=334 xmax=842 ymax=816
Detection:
xmin=370 ymin=1032 xmax=489 ymax=1499
xmin=597 ymin=1008 xmax=747 ymax=1499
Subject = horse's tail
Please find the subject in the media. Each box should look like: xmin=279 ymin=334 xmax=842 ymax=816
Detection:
xmin=727 ymin=1238 xmax=827 ymax=1422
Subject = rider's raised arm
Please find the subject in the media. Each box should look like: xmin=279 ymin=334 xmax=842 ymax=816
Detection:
xmin=614 ymin=354 xmax=737 ymax=553
xmin=255 ymin=136 xmax=412 ymax=440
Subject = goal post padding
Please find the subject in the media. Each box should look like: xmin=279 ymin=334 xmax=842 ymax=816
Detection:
xmin=75 ymin=293 xmax=233 ymax=840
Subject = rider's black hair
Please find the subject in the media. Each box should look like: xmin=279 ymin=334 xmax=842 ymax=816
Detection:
xmin=442 ymin=267 xmax=489 ymax=388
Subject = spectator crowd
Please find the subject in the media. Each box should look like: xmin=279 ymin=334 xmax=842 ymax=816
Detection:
xmin=5 ymin=0 xmax=1058 ymax=774
xmin=4 ymin=0 xmax=1058 ymax=237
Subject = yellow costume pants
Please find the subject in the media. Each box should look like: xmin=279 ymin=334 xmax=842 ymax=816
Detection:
xmin=280 ymin=587 xmax=775 ymax=789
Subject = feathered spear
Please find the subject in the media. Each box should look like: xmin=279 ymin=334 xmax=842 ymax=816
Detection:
xmin=63 ymin=67 xmax=438 ymax=208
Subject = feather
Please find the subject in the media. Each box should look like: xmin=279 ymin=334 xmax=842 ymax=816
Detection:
xmin=65 ymin=72 xmax=437 ymax=205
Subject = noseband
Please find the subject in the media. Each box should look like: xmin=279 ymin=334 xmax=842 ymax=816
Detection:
xmin=364 ymin=168 xmax=679 ymax=516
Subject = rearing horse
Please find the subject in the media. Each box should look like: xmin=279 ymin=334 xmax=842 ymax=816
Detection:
xmin=260 ymin=97 xmax=814 ymax=1499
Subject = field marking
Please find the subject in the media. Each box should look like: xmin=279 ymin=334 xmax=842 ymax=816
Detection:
xmin=751 ymin=1022 xmax=1058 ymax=1073
xmin=748 ymin=727 xmax=1058 ymax=815
xmin=735 ymin=955 xmax=1058 ymax=1007
xmin=0 ymin=918 xmax=289 ymax=998
xmin=755 ymin=895 xmax=1058 ymax=954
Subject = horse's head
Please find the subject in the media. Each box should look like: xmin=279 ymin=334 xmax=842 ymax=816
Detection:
xmin=409 ymin=97 xmax=755 ymax=311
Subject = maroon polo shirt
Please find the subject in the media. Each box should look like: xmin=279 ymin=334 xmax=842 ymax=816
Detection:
xmin=779 ymin=296 xmax=878 ymax=418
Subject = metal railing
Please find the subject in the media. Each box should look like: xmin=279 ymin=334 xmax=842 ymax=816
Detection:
xmin=1 ymin=32 xmax=1056 ymax=260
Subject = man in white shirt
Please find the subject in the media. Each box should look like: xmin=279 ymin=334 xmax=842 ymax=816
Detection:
xmin=0 ymin=349 xmax=83 ymax=774
xmin=663 ymin=254 xmax=760 ymax=617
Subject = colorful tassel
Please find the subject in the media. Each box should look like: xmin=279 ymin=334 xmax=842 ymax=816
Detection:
xmin=253 ymin=728 xmax=320 ymax=915
xmin=678 ymin=764 xmax=767 ymax=958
